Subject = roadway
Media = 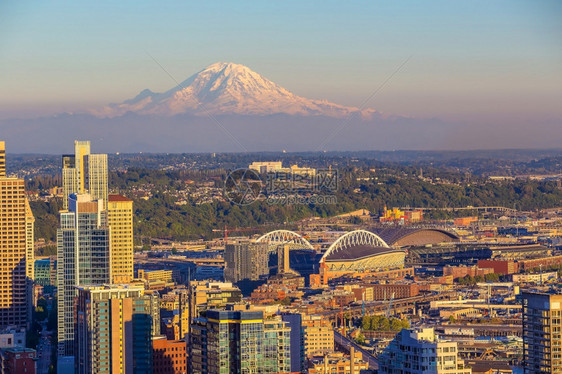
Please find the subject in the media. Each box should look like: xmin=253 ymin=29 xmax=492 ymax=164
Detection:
xmin=403 ymin=206 xmax=517 ymax=213
xmin=37 ymin=322 xmax=52 ymax=374
xmin=320 ymin=291 xmax=458 ymax=319
xmin=334 ymin=329 xmax=378 ymax=370
xmin=432 ymin=302 xmax=521 ymax=310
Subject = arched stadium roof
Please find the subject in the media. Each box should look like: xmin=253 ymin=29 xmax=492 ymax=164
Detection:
xmin=256 ymin=230 xmax=314 ymax=253
xmin=321 ymin=229 xmax=391 ymax=261
xmin=369 ymin=227 xmax=459 ymax=247
xmin=324 ymin=245 xmax=401 ymax=262
xmin=320 ymin=229 xmax=405 ymax=271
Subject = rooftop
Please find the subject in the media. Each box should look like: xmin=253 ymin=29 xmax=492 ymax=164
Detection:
xmin=325 ymin=245 xmax=402 ymax=261
xmin=369 ymin=227 xmax=459 ymax=246
xmin=108 ymin=194 xmax=132 ymax=202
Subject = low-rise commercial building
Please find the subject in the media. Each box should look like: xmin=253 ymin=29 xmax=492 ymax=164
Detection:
xmin=308 ymin=350 xmax=368 ymax=374
xmin=152 ymin=337 xmax=187 ymax=374
xmin=0 ymin=347 xmax=36 ymax=374
xmin=302 ymin=315 xmax=334 ymax=357
xmin=378 ymin=328 xmax=471 ymax=374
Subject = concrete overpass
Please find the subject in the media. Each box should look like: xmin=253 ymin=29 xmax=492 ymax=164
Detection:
xmin=321 ymin=292 xmax=459 ymax=320
xmin=334 ymin=329 xmax=378 ymax=370
xmin=404 ymin=206 xmax=517 ymax=213
xmin=431 ymin=300 xmax=521 ymax=311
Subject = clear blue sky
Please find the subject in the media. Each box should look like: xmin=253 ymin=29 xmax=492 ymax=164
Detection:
xmin=0 ymin=0 xmax=560 ymax=122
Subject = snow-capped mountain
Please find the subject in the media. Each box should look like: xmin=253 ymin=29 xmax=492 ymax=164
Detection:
xmin=94 ymin=62 xmax=377 ymax=118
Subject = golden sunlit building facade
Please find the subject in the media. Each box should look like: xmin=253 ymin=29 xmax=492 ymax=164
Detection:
xmin=25 ymin=199 xmax=34 ymax=281
xmin=302 ymin=315 xmax=334 ymax=357
xmin=108 ymin=194 xmax=134 ymax=283
xmin=75 ymin=285 xmax=160 ymax=374
xmin=0 ymin=141 xmax=5 ymax=177
xmin=0 ymin=141 xmax=32 ymax=330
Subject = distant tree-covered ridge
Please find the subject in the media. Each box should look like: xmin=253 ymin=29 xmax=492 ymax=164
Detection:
xmin=29 ymin=165 xmax=562 ymax=243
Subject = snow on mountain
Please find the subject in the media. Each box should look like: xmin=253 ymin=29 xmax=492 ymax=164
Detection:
xmin=93 ymin=62 xmax=377 ymax=119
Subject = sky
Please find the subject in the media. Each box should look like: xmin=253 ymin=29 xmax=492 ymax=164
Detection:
xmin=0 ymin=0 xmax=561 ymax=123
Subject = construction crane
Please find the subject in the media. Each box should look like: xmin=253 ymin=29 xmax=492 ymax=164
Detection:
xmin=212 ymin=225 xmax=259 ymax=245
xmin=386 ymin=292 xmax=395 ymax=318
xmin=362 ymin=294 xmax=366 ymax=317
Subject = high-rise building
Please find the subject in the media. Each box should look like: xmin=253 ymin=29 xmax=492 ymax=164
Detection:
xmin=61 ymin=141 xmax=108 ymax=210
xmin=107 ymin=194 xmax=134 ymax=283
xmin=188 ymin=281 xmax=242 ymax=324
xmin=280 ymin=313 xmax=305 ymax=373
xmin=24 ymin=198 xmax=35 ymax=327
xmin=74 ymin=141 xmax=90 ymax=195
xmin=278 ymin=243 xmax=291 ymax=274
xmin=224 ymin=240 xmax=268 ymax=283
xmin=0 ymin=141 xmax=32 ymax=330
xmin=190 ymin=308 xmax=291 ymax=374
xmin=61 ymin=155 xmax=78 ymax=211
xmin=0 ymin=141 xmax=5 ymax=177
xmin=57 ymin=194 xmax=111 ymax=358
xmin=24 ymin=199 xmax=34 ymax=281
xmin=522 ymin=291 xmax=562 ymax=374
xmin=75 ymin=285 xmax=160 ymax=374
xmin=84 ymin=153 xmax=108 ymax=208
xmin=378 ymin=328 xmax=471 ymax=374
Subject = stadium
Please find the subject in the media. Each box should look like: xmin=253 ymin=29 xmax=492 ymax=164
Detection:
xmin=256 ymin=227 xmax=460 ymax=284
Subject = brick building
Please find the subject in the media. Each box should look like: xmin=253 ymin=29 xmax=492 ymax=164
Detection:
xmin=250 ymin=284 xmax=288 ymax=302
xmin=477 ymin=260 xmax=518 ymax=275
xmin=518 ymin=255 xmax=562 ymax=272
xmin=0 ymin=347 xmax=36 ymax=374
xmin=153 ymin=338 xmax=187 ymax=374
xmin=443 ymin=265 xmax=494 ymax=279
xmin=369 ymin=283 xmax=419 ymax=300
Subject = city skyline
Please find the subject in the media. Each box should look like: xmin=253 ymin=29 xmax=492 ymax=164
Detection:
xmin=1 ymin=135 xmax=562 ymax=373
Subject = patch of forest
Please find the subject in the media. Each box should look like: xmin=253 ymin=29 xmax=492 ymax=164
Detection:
xmin=30 ymin=165 xmax=562 ymax=244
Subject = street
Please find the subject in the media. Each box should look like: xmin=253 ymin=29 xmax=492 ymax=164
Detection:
xmin=37 ymin=322 xmax=53 ymax=373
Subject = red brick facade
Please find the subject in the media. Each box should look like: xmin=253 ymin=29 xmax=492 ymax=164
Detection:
xmin=477 ymin=260 xmax=519 ymax=275
xmin=153 ymin=338 xmax=187 ymax=374
xmin=443 ymin=265 xmax=494 ymax=279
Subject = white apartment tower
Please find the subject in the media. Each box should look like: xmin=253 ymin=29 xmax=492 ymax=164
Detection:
xmin=378 ymin=328 xmax=471 ymax=374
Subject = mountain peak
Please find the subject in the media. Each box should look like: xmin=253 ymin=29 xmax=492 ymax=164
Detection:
xmin=93 ymin=62 xmax=377 ymax=119
xmin=204 ymin=61 xmax=251 ymax=72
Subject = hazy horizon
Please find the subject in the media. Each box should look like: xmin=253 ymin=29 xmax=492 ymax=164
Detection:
xmin=1 ymin=1 xmax=561 ymax=151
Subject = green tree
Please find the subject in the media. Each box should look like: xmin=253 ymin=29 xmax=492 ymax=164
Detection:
xmin=390 ymin=318 xmax=403 ymax=331
xmin=379 ymin=317 xmax=391 ymax=331
xmin=362 ymin=316 xmax=372 ymax=331
xmin=484 ymin=273 xmax=500 ymax=282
